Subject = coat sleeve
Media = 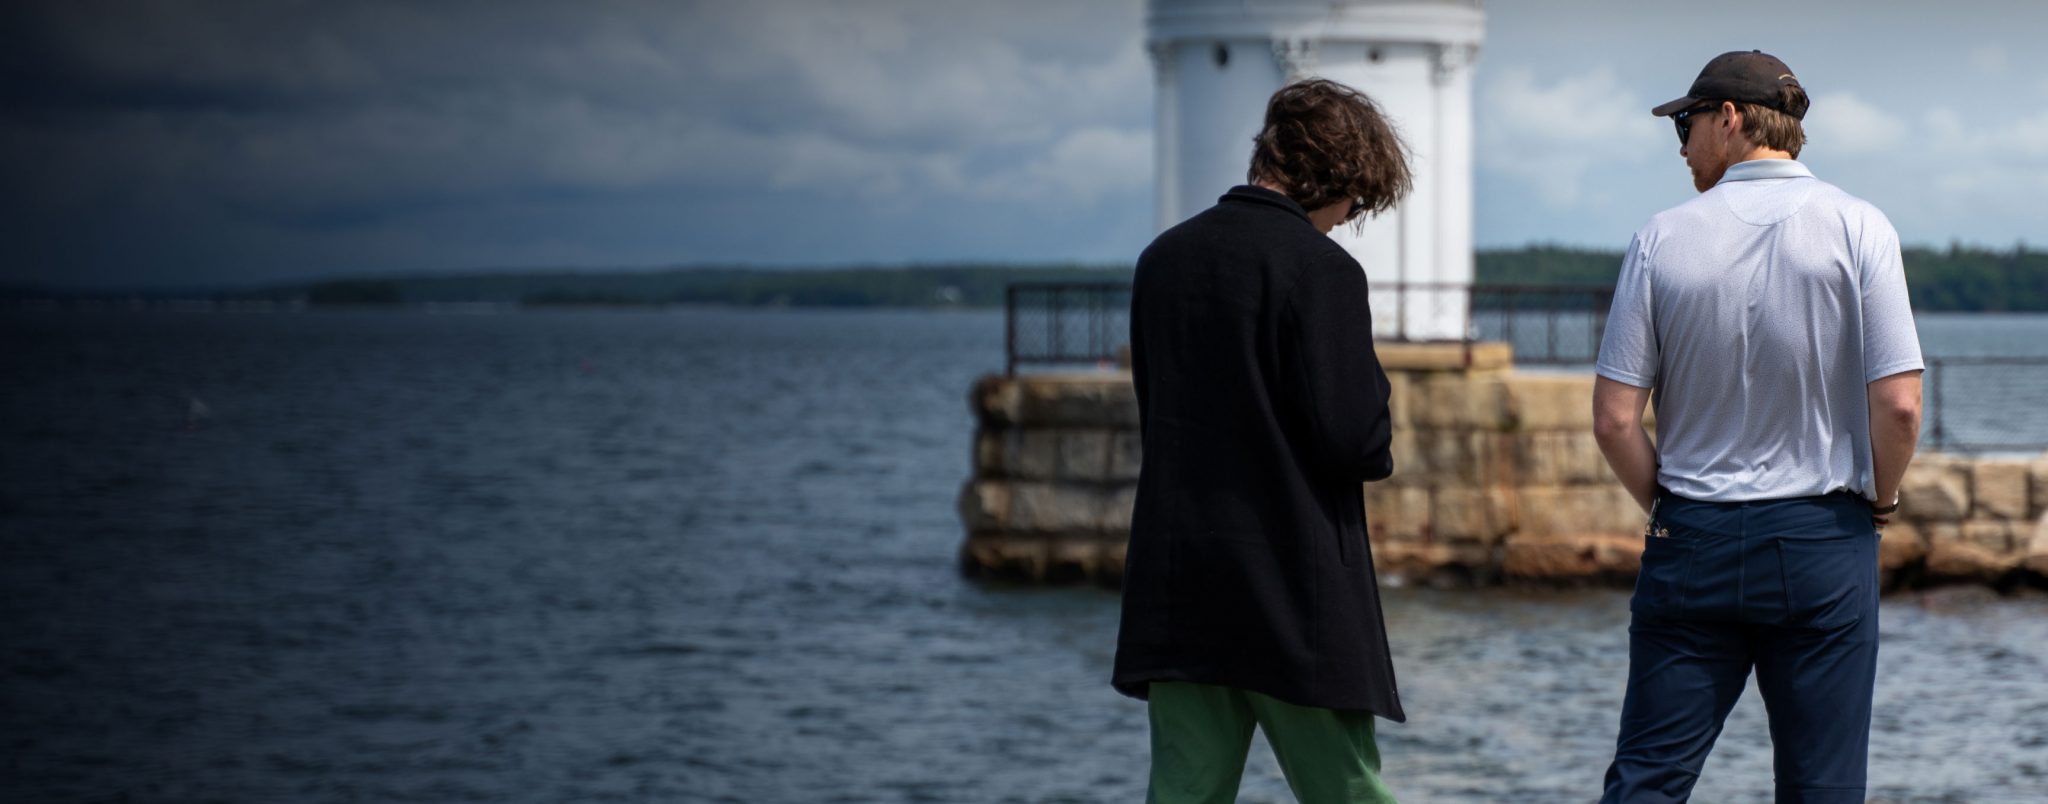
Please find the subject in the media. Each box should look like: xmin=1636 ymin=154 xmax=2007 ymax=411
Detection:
xmin=1281 ymin=251 xmax=1395 ymax=482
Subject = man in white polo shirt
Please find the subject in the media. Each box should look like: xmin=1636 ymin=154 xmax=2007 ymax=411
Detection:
xmin=1592 ymin=51 xmax=1924 ymax=803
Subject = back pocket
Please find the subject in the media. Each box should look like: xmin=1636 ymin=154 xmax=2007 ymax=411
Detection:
xmin=1630 ymin=533 xmax=1695 ymax=618
xmin=1777 ymin=535 xmax=1875 ymax=629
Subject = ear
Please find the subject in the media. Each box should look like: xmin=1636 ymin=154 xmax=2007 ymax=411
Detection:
xmin=1719 ymin=100 xmax=1742 ymax=133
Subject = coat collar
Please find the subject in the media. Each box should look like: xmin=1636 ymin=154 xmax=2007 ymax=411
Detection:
xmin=1220 ymin=184 xmax=1311 ymax=222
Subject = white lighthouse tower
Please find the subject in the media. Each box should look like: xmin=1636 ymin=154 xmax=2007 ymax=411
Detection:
xmin=1147 ymin=0 xmax=1483 ymax=340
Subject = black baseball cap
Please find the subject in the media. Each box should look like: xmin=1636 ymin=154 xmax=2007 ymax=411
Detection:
xmin=1651 ymin=50 xmax=1805 ymax=119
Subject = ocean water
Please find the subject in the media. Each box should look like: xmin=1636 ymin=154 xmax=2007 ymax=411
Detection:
xmin=1 ymin=308 xmax=2045 ymax=803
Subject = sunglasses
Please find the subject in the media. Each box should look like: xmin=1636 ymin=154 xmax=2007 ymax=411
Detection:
xmin=1671 ymin=102 xmax=1721 ymax=146
xmin=1346 ymin=197 xmax=1369 ymax=221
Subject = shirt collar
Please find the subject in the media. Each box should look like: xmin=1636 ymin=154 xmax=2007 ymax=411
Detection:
xmin=1220 ymin=184 xmax=1311 ymax=222
xmin=1716 ymin=159 xmax=1813 ymax=184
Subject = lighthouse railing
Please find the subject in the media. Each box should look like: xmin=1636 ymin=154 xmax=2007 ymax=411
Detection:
xmin=1004 ymin=281 xmax=1616 ymax=374
xmin=1005 ymin=282 xmax=1135 ymax=376
xmin=1002 ymin=280 xmax=2048 ymax=453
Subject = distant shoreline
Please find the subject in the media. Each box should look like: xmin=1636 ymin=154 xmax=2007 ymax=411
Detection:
xmin=5 ymin=243 xmax=2042 ymax=312
xmin=12 ymin=302 xmax=2048 ymax=322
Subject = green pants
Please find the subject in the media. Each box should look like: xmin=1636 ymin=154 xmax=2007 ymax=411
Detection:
xmin=1146 ymin=681 xmax=1396 ymax=804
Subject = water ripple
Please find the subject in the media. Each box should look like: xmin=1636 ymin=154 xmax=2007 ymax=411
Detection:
xmin=2 ymin=309 xmax=2045 ymax=802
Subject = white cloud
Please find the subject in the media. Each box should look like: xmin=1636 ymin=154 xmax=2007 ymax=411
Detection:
xmin=764 ymin=132 xmax=969 ymax=197
xmin=1990 ymin=112 xmax=2048 ymax=160
xmin=1477 ymin=66 xmax=1661 ymax=208
xmin=1910 ymin=107 xmax=2048 ymax=224
xmin=1821 ymin=105 xmax=2048 ymax=243
xmin=637 ymin=4 xmax=1152 ymax=203
xmin=690 ymin=1 xmax=1148 ymax=149
xmin=1924 ymin=107 xmax=2048 ymax=163
xmin=1805 ymin=93 xmax=1909 ymax=155
xmin=972 ymin=126 xmax=1150 ymax=201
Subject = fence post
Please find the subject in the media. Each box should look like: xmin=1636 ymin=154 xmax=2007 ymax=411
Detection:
xmin=1593 ymin=289 xmax=1611 ymax=362
xmin=1005 ymin=286 xmax=1017 ymax=376
xmin=1050 ymin=287 xmax=1064 ymax=364
xmin=1462 ymin=285 xmax=1474 ymax=366
xmin=1929 ymin=357 xmax=1944 ymax=451
xmin=1095 ymin=287 xmax=1110 ymax=362
xmin=1545 ymin=294 xmax=1558 ymax=360
xmin=1504 ymin=290 xmax=1517 ymax=356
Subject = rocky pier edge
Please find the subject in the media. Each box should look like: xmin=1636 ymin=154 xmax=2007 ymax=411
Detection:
xmin=958 ymin=343 xmax=2048 ymax=591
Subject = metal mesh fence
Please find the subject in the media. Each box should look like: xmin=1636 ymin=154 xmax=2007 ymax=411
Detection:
xmin=1365 ymin=283 xmax=1470 ymax=343
xmin=1924 ymin=357 xmax=2048 ymax=454
xmin=1470 ymin=286 xmax=1612 ymax=365
xmin=1002 ymin=282 xmax=2048 ymax=453
xmin=1004 ymin=281 xmax=1617 ymax=371
xmin=1006 ymin=283 xmax=1132 ymax=374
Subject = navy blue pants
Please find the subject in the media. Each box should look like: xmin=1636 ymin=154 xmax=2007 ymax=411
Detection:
xmin=1601 ymin=490 xmax=1880 ymax=804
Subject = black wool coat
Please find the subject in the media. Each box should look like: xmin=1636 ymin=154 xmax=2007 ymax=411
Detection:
xmin=1111 ymin=185 xmax=1403 ymax=721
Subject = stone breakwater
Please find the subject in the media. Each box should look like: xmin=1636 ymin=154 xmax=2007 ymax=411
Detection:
xmin=956 ymin=343 xmax=2048 ymax=589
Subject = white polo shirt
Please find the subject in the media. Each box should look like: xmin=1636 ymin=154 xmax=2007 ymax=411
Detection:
xmin=1595 ymin=159 xmax=1923 ymax=502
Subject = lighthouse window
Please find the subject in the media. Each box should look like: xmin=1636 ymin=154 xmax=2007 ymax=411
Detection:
xmin=1214 ymin=43 xmax=1229 ymax=68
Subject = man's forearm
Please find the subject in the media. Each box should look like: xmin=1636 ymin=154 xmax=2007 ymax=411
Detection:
xmin=1598 ymin=425 xmax=1660 ymax=514
xmin=1593 ymin=376 xmax=1659 ymax=514
xmin=1869 ymin=431 xmax=1913 ymax=507
xmin=1867 ymin=372 xmax=1923 ymax=505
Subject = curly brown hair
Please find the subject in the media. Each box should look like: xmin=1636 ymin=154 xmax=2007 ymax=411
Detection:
xmin=1246 ymin=78 xmax=1412 ymax=224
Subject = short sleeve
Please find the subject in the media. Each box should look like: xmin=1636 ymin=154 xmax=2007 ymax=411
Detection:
xmin=1595 ymin=233 xmax=1657 ymax=389
xmin=1856 ymin=216 xmax=1923 ymax=382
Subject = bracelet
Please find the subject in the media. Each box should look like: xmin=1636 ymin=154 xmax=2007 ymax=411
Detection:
xmin=1872 ymin=500 xmax=1900 ymax=515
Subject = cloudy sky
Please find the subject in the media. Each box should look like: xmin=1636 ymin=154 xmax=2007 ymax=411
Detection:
xmin=4 ymin=0 xmax=2045 ymax=289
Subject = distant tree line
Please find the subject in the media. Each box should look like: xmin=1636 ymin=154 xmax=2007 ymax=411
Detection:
xmin=1477 ymin=243 xmax=2048 ymax=312
xmin=1897 ymin=243 xmax=2048 ymax=312
xmin=1474 ymin=246 xmax=1624 ymax=287
xmin=248 ymin=264 xmax=1138 ymax=309
xmin=304 ymin=279 xmax=403 ymax=305
xmin=14 ymin=246 xmax=2032 ymax=312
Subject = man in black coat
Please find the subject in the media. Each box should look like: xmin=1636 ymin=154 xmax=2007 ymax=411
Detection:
xmin=1113 ymin=79 xmax=1413 ymax=803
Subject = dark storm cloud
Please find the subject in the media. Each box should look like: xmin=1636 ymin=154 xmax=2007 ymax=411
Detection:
xmin=6 ymin=0 xmax=2045 ymax=289
xmin=0 ymin=0 xmax=1151 ymax=288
